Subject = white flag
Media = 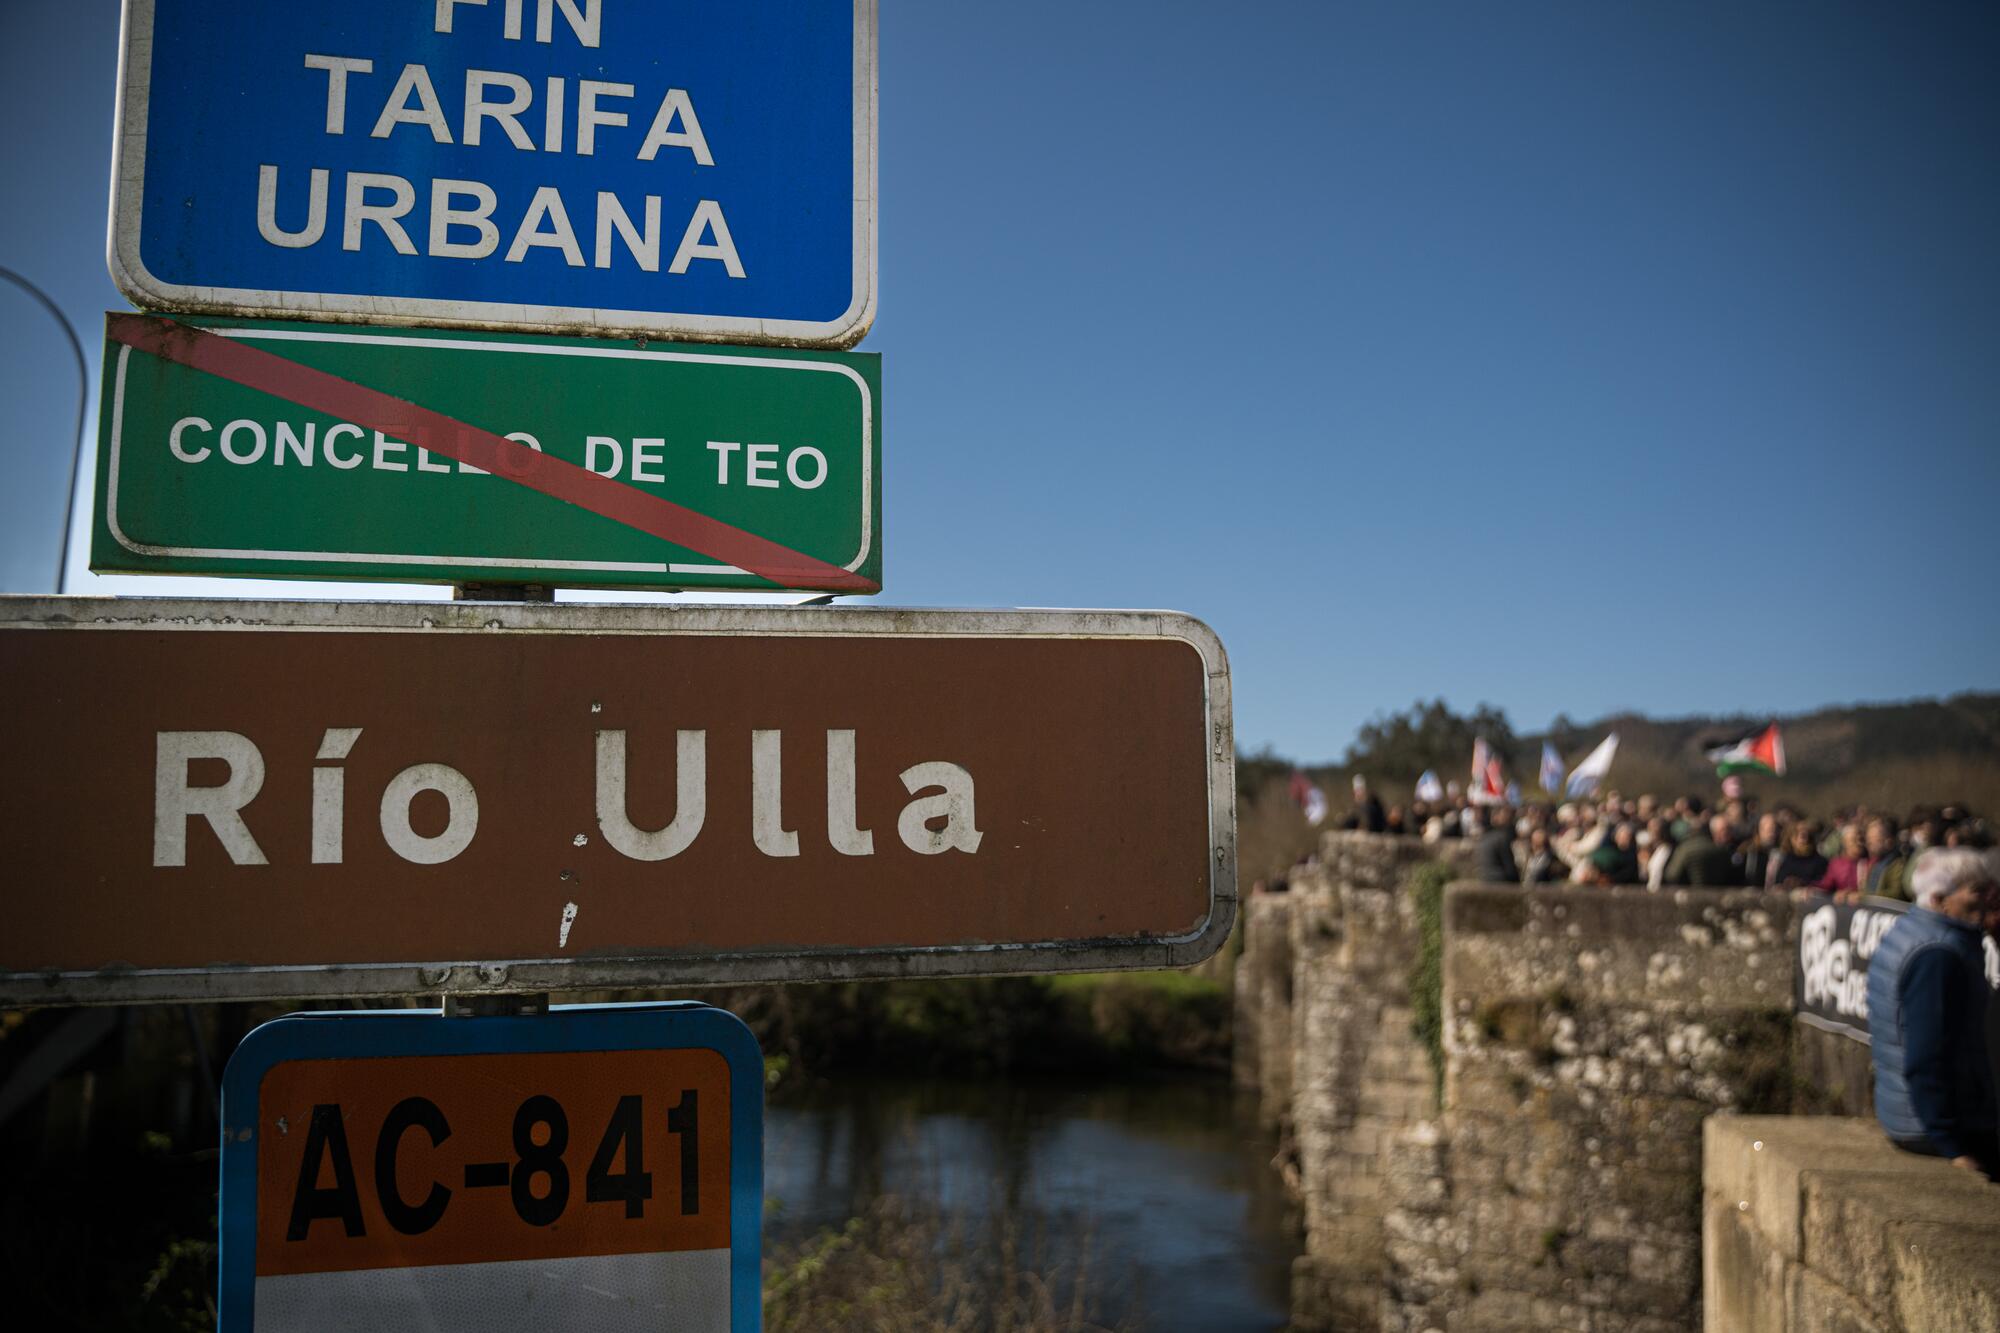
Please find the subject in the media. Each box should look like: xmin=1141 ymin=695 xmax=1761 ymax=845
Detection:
xmin=1564 ymin=733 xmax=1619 ymax=797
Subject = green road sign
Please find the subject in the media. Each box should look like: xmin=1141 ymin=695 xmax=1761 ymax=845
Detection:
xmin=92 ymin=315 xmax=881 ymax=593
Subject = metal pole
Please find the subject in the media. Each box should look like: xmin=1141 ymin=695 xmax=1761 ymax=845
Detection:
xmin=0 ymin=266 xmax=90 ymax=594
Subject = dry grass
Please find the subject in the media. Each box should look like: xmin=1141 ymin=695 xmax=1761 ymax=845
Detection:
xmin=1540 ymin=752 xmax=2000 ymax=819
xmin=1753 ymin=754 xmax=2000 ymax=821
xmin=1235 ymin=774 xmax=1322 ymax=886
xmin=763 ymin=1194 xmax=1132 ymax=1333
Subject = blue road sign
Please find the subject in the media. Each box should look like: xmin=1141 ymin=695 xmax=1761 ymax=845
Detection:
xmin=219 ymin=1003 xmax=764 ymax=1332
xmin=111 ymin=0 xmax=876 ymax=347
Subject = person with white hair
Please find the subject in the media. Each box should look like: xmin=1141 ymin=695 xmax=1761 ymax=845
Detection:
xmin=1866 ymin=847 xmax=2000 ymax=1180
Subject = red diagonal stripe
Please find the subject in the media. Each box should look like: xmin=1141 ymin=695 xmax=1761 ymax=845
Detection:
xmin=108 ymin=314 xmax=878 ymax=594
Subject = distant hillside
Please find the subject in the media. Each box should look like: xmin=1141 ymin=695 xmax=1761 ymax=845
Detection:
xmin=1533 ymin=693 xmax=2000 ymax=787
xmin=1525 ymin=692 xmax=2000 ymax=814
xmin=1236 ymin=691 xmax=2000 ymax=882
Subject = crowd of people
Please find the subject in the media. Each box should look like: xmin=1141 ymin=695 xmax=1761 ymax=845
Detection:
xmin=1333 ymin=777 xmax=1999 ymax=1183
xmin=1342 ymin=780 xmax=1994 ymax=898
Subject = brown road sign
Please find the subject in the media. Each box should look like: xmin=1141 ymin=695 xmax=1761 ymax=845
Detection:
xmin=0 ymin=599 xmax=1233 ymax=1005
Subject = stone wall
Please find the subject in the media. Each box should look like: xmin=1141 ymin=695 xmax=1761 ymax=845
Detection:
xmin=1411 ymin=885 xmax=1798 ymax=1332
xmin=1233 ymin=832 xmax=1473 ymax=1328
xmin=1790 ymin=1022 xmax=1874 ymax=1118
xmin=1291 ymin=836 xmax=1472 ymax=1328
xmin=1236 ymin=834 xmax=1818 ymax=1332
xmin=1235 ymin=885 xmax=1299 ymax=1131
xmin=1704 ymin=1114 xmax=2000 ymax=1331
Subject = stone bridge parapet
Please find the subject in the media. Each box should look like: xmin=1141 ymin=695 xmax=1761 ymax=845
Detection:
xmin=1704 ymin=1115 xmax=2000 ymax=1331
xmin=1237 ymin=832 xmax=1824 ymax=1332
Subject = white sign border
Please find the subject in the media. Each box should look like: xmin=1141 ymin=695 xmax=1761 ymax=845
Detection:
xmin=101 ymin=324 xmax=875 ymax=583
xmin=106 ymin=0 xmax=879 ymax=349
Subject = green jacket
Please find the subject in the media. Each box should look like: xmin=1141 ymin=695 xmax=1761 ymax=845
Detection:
xmin=1665 ymin=835 xmax=1740 ymax=887
xmin=1866 ymin=853 xmax=1913 ymax=902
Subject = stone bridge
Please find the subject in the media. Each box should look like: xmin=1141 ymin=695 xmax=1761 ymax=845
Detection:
xmin=1234 ymin=831 xmax=1994 ymax=1332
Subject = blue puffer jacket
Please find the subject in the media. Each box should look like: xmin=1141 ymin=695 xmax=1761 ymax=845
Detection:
xmin=1867 ymin=906 xmax=1997 ymax=1157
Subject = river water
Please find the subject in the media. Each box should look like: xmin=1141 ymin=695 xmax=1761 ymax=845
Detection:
xmin=764 ymin=1074 xmax=1298 ymax=1331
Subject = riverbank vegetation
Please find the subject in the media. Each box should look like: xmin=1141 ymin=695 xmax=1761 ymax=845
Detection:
xmin=0 ymin=1129 xmax=218 ymax=1331
xmin=764 ymin=1194 xmax=1132 ymax=1332
xmin=686 ymin=968 xmax=1232 ymax=1096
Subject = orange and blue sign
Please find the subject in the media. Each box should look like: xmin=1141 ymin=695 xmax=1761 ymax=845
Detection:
xmin=219 ymin=1003 xmax=762 ymax=1331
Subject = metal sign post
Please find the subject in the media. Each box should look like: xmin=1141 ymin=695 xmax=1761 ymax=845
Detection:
xmin=109 ymin=0 xmax=877 ymax=347
xmin=92 ymin=315 xmax=881 ymax=593
xmin=0 ymin=597 xmax=1236 ymax=1007
xmin=219 ymin=1003 xmax=763 ymax=1332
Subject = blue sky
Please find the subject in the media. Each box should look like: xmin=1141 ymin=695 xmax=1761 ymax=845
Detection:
xmin=3 ymin=1 xmax=1995 ymax=761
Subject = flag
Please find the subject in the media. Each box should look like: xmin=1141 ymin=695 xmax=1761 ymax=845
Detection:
xmin=1706 ymin=723 xmax=1786 ymax=778
xmin=1539 ymin=741 xmax=1564 ymax=795
xmin=1565 ymin=732 xmax=1619 ymax=797
xmin=1470 ymin=739 xmax=1506 ymax=805
xmin=1289 ymin=771 xmax=1328 ymax=825
xmin=1415 ymin=770 xmax=1444 ymax=802
xmin=1504 ymin=780 xmax=1521 ymax=807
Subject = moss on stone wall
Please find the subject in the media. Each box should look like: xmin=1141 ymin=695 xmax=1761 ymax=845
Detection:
xmin=1712 ymin=1007 xmax=1808 ymax=1115
xmin=1407 ymin=860 xmax=1454 ymax=1111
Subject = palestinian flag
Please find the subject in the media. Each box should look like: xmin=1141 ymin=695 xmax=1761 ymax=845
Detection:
xmin=1706 ymin=723 xmax=1786 ymax=778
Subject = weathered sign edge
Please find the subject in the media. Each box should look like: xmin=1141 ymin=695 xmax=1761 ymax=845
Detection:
xmin=106 ymin=0 xmax=880 ymax=350
xmin=0 ymin=596 xmax=1236 ymax=1006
